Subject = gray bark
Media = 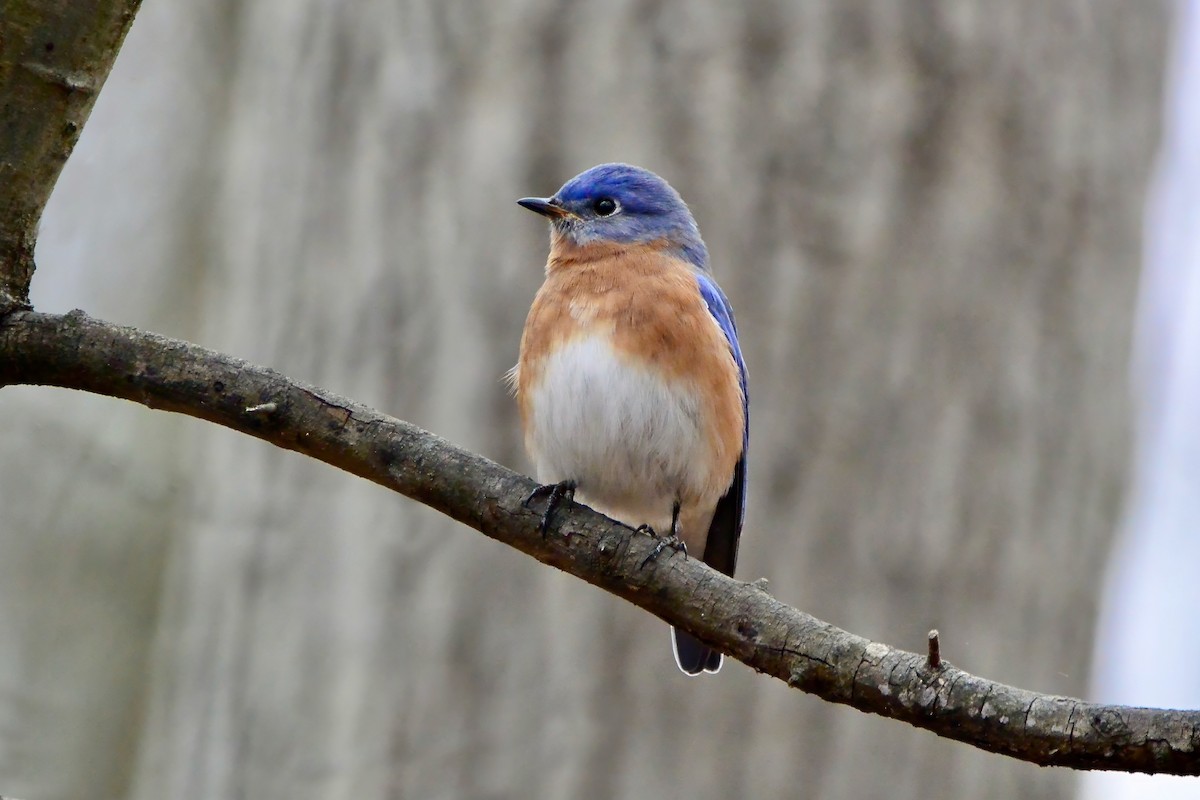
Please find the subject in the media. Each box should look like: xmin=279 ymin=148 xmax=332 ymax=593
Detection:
xmin=8 ymin=310 xmax=1200 ymax=777
xmin=0 ymin=2 xmax=1168 ymax=798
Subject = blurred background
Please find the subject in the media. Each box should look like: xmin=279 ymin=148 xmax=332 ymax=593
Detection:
xmin=0 ymin=1 xmax=1191 ymax=798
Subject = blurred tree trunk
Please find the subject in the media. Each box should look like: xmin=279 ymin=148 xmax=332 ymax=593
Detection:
xmin=0 ymin=2 xmax=1166 ymax=799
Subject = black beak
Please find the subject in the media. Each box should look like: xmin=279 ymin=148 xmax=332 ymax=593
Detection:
xmin=517 ymin=196 xmax=573 ymax=220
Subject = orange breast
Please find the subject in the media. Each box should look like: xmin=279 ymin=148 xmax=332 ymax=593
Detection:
xmin=515 ymin=237 xmax=744 ymax=493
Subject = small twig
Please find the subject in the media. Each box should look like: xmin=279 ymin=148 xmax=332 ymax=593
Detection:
xmin=20 ymin=61 xmax=98 ymax=94
xmin=927 ymin=629 xmax=941 ymax=670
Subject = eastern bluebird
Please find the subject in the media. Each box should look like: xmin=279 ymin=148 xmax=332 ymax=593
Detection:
xmin=511 ymin=163 xmax=748 ymax=675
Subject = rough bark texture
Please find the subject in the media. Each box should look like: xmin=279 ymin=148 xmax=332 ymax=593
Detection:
xmin=0 ymin=2 xmax=1171 ymax=799
xmin=4 ymin=308 xmax=1200 ymax=777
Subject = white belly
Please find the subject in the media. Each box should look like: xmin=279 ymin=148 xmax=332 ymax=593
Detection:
xmin=527 ymin=335 xmax=716 ymax=530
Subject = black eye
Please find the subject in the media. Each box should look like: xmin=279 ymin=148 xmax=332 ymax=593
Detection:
xmin=592 ymin=197 xmax=618 ymax=217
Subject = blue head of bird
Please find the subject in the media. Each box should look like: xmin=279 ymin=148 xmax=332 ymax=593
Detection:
xmin=518 ymin=163 xmax=709 ymax=271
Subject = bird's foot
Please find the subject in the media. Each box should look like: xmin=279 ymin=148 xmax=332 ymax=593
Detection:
xmin=637 ymin=500 xmax=686 ymax=569
xmin=639 ymin=532 xmax=687 ymax=570
xmin=523 ymin=479 xmax=577 ymax=538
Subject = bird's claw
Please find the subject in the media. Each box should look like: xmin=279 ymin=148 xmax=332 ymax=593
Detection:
xmin=524 ymin=480 xmax=576 ymax=538
xmin=640 ymin=533 xmax=687 ymax=570
xmin=637 ymin=500 xmax=686 ymax=568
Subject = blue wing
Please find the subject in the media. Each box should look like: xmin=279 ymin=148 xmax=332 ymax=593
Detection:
xmin=694 ymin=272 xmax=748 ymax=577
xmin=673 ymin=272 xmax=748 ymax=674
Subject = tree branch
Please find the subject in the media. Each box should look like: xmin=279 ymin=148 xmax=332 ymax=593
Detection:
xmin=0 ymin=0 xmax=142 ymax=312
xmin=2 ymin=308 xmax=1198 ymax=775
xmin=2 ymin=0 xmax=1195 ymax=779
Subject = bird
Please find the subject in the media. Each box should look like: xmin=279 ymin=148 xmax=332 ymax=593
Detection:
xmin=510 ymin=163 xmax=748 ymax=675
